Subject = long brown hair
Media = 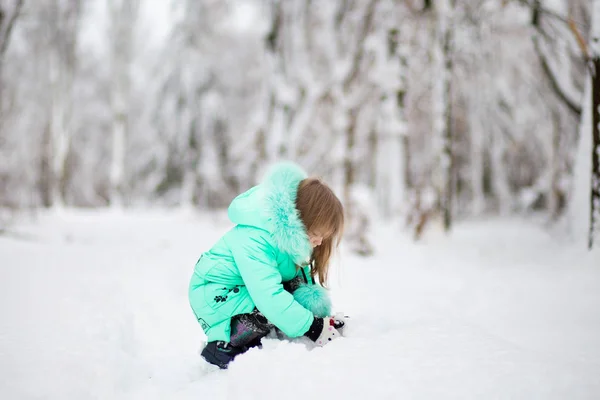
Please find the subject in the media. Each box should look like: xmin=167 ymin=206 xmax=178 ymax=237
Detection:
xmin=295 ymin=178 xmax=344 ymax=286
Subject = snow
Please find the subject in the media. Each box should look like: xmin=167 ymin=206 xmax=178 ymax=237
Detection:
xmin=1 ymin=209 xmax=599 ymax=399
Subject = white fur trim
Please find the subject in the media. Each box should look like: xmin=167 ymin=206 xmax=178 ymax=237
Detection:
xmin=261 ymin=162 xmax=312 ymax=265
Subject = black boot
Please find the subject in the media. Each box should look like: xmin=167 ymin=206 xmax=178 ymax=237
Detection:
xmin=229 ymin=309 xmax=273 ymax=348
xmin=201 ymin=341 xmax=247 ymax=369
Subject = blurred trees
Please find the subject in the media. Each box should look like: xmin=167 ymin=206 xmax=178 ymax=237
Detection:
xmin=0 ymin=0 xmax=596 ymax=249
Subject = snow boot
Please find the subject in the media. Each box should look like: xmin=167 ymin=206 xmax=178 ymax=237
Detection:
xmin=229 ymin=308 xmax=274 ymax=348
xmin=201 ymin=341 xmax=247 ymax=369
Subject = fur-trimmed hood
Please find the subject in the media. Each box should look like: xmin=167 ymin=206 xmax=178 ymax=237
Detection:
xmin=227 ymin=161 xmax=312 ymax=265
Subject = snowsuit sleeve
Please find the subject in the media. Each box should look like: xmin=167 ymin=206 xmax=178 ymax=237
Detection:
xmin=227 ymin=225 xmax=314 ymax=338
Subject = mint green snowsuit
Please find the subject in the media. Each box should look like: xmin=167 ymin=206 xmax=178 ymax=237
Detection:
xmin=188 ymin=162 xmax=315 ymax=343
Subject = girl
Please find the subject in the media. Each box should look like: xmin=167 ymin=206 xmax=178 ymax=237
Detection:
xmin=188 ymin=161 xmax=346 ymax=369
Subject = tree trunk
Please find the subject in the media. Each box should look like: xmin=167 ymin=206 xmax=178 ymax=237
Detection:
xmin=180 ymin=110 xmax=197 ymax=208
xmin=343 ymin=110 xmax=357 ymax=215
xmin=108 ymin=0 xmax=139 ymax=208
xmin=432 ymin=0 xmax=455 ymax=231
xmin=341 ymin=0 xmax=379 ymax=256
xmin=0 ymin=0 xmax=24 ymax=130
xmin=110 ymin=106 xmax=127 ymax=207
xmin=375 ymin=23 xmax=409 ymax=219
xmin=549 ymin=109 xmax=562 ymax=220
xmin=47 ymin=0 xmax=80 ymax=209
xmin=588 ymin=0 xmax=600 ymax=249
xmin=589 ymin=56 xmax=600 ymax=249
xmin=469 ymin=110 xmax=486 ymax=215
xmin=529 ymin=0 xmax=583 ymax=118
xmin=392 ymin=27 xmax=409 ymax=217
xmin=49 ymin=56 xmax=70 ymax=209
xmin=263 ymin=0 xmax=287 ymax=164
xmin=441 ymin=0 xmax=454 ymax=231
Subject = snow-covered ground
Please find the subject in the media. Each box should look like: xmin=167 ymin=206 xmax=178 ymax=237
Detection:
xmin=1 ymin=209 xmax=599 ymax=399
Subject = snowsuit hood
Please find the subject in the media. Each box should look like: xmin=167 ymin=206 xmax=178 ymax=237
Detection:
xmin=227 ymin=161 xmax=312 ymax=266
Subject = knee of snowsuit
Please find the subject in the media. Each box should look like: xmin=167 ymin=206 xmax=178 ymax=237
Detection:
xmin=189 ymin=276 xmax=256 ymax=343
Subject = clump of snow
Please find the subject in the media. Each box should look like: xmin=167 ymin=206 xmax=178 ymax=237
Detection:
xmin=223 ymin=0 xmax=269 ymax=36
xmin=1 ymin=210 xmax=599 ymax=399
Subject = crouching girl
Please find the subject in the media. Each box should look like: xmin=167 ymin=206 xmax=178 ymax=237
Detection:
xmin=188 ymin=161 xmax=345 ymax=369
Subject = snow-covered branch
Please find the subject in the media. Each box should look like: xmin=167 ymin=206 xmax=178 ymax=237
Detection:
xmin=0 ymin=0 xmax=23 ymax=57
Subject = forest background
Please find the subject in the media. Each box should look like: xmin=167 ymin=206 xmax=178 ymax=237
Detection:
xmin=0 ymin=0 xmax=599 ymax=253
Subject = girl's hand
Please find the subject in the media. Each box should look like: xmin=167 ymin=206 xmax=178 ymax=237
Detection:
xmin=304 ymin=317 xmax=342 ymax=346
xmin=331 ymin=313 xmax=346 ymax=331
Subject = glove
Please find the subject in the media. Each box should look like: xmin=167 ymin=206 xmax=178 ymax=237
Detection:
xmin=304 ymin=317 xmax=342 ymax=346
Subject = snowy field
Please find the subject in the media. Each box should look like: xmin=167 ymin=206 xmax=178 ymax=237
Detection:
xmin=1 ymin=209 xmax=599 ymax=399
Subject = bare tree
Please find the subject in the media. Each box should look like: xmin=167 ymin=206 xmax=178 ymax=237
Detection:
xmin=0 ymin=0 xmax=24 ymax=142
xmin=372 ymin=4 xmax=410 ymax=220
xmin=428 ymin=0 xmax=456 ymax=231
xmin=107 ymin=0 xmax=139 ymax=207
xmin=0 ymin=0 xmax=23 ymax=227
xmin=0 ymin=0 xmax=23 ymax=87
xmin=44 ymin=0 xmax=81 ymax=208
xmin=440 ymin=0 xmax=456 ymax=231
xmin=0 ymin=0 xmax=23 ymax=66
xmin=589 ymin=0 xmax=600 ymax=249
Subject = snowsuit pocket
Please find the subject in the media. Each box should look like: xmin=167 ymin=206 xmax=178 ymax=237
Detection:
xmin=189 ymin=280 xmax=255 ymax=342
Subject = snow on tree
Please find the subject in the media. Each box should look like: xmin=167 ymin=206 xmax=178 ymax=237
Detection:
xmin=430 ymin=0 xmax=456 ymax=231
xmin=0 ymin=0 xmax=24 ymax=228
xmin=0 ymin=0 xmax=23 ymax=96
xmin=371 ymin=0 xmax=409 ymax=220
xmin=525 ymin=0 xmax=588 ymax=218
xmin=107 ymin=0 xmax=139 ymax=208
xmin=259 ymin=0 xmax=386 ymax=254
xmin=143 ymin=0 xmax=266 ymax=208
xmin=49 ymin=0 xmax=82 ymax=209
xmin=556 ymin=0 xmax=600 ymax=250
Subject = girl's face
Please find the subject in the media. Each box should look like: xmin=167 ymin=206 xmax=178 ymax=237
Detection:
xmin=308 ymin=229 xmax=328 ymax=248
